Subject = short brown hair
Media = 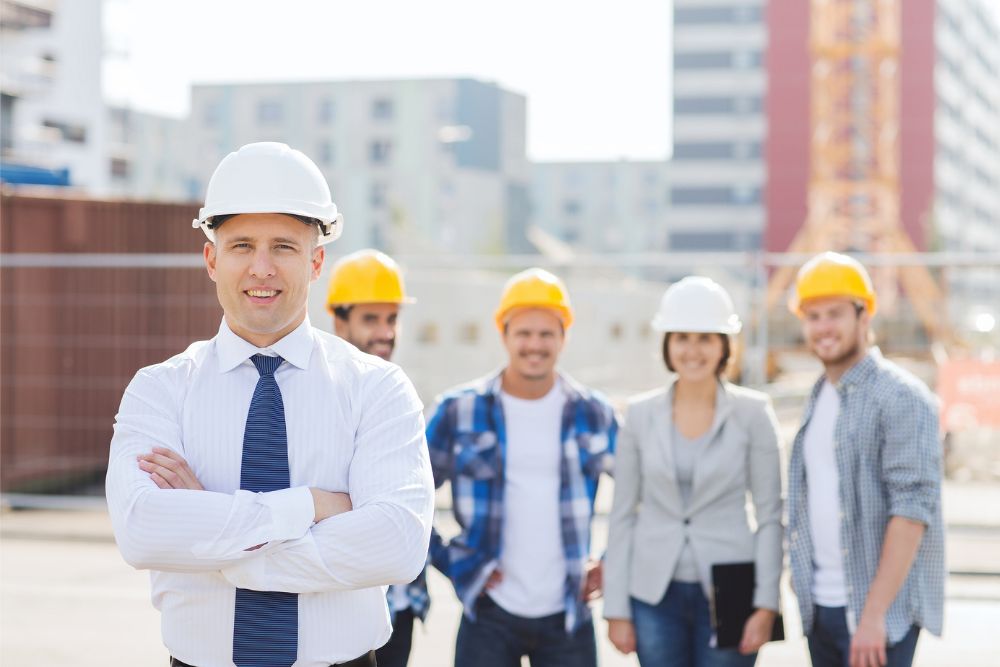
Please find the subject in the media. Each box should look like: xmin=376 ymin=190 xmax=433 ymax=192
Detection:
xmin=662 ymin=332 xmax=731 ymax=376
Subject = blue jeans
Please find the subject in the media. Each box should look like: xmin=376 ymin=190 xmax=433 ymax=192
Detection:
xmin=807 ymin=605 xmax=919 ymax=667
xmin=631 ymin=581 xmax=757 ymax=667
xmin=454 ymin=596 xmax=597 ymax=667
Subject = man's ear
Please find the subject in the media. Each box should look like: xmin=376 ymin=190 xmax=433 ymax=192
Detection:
xmin=204 ymin=242 xmax=218 ymax=282
xmin=310 ymin=245 xmax=325 ymax=282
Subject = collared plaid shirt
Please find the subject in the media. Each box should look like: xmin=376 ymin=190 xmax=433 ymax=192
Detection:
xmin=426 ymin=370 xmax=618 ymax=633
xmin=788 ymin=348 xmax=945 ymax=643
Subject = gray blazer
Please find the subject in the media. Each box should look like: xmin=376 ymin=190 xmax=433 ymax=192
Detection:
xmin=603 ymin=380 xmax=783 ymax=619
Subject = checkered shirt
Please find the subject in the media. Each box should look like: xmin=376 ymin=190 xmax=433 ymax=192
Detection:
xmin=386 ymin=566 xmax=430 ymax=622
xmin=426 ymin=370 xmax=617 ymax=633
xmin=787 ymin=348 xmax=945 ymax=643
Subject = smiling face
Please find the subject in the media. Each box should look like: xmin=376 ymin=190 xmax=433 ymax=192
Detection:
xmin=204 ymin=213 xmax=323 ymax=347
xmin=502 ymin=308 xmax=565 ymax=384
xmin=665 ymin=332 xmax=727 ymax=383
xmin=334 ymin=302 xmax=400 ymax=361
xmin=800 ymin=295 xmax=870 ymax=376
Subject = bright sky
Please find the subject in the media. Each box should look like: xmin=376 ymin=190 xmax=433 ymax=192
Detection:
xmin=102 ymin=0 xmax=673 ymax=162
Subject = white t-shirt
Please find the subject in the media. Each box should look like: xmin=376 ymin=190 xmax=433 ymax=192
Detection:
xmin=804 ymin=380 xmax=848 ymax=607
xmin=489 ymin=382 xmax=568 ymax=617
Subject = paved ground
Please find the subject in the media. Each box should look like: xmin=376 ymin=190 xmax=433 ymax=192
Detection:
xmin=2 ymin=481 xmax=999 ymax=666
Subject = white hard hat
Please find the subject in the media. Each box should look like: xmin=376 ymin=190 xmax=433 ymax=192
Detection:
xmin=651 ymin=276 xmax=742 ymax=334
xmin=192 ymin=142 xmax=343 ymax=245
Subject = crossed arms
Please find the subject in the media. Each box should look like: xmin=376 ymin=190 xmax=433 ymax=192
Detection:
xmin=105 ymin=366 xmax=435 ymax=594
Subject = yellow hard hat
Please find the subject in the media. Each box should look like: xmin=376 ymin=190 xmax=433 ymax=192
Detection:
xmin=790 ymin=252 xmax=877 ymax=317
xmin=494 ymin=268 xmax=574 ymax=331
xmin=326 ymin=249 xmax=414 ymax=310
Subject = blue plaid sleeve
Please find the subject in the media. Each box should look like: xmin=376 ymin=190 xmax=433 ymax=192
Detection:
xmin=881 ymin=384 xmax=941 ymax=526
xmin=426 ymin=396 xmax=454 ymax=490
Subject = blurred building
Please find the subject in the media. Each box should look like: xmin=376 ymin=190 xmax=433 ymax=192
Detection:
xmin=0 ymin=0 xmax=107 ymax=191
xmin=532 ymin=0 xmax=999 ymax=269
xmin=668 ymin=0 xmax=767 ymax=253
xmin=766 ymin=0 xmax=1000 ymax=259
xmin=105 ymin=106 xmax=191 ymax=201
xmin=529 ymin=161 xmax=672 ymax=254
xmin=186 ymin=78 xmax=529 ymax=255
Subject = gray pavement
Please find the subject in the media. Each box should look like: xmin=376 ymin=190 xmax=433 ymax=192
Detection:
xmin=2 ymin=480 xmax=1000 ymax=666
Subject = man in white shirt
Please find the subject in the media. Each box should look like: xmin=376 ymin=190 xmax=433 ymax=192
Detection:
xmin=787 ymin=253 xmax=944 ymax=667
xmin=325 ymin=249 xmax=427 ymax=667
xmin=425 ymin=269 xmax=618 ymax=667
xmin=106 ymin=142 xmax=434 ymax=667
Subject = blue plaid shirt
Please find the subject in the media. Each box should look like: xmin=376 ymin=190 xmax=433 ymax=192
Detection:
xmin=427 ymin=371 xmax=618 ymax=633
xmin=788 ymin=348 xmax=945 ymax=643
xmin=386 ymin=570 xmax=430 ymax=622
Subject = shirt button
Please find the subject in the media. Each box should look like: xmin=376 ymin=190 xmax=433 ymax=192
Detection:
xmin=684 ymin=518 xmax=691 ymax=525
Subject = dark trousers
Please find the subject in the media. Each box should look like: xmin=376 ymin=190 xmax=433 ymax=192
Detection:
xmin=170 ymin=651 xmax=376 ymax=667
xmin=454 ymin=596 xmax=597 ymax=667
xmin=376 ymin=608 xmax=415 ymax=667
xmin=807 ymin=605 xmax=919 ymax=667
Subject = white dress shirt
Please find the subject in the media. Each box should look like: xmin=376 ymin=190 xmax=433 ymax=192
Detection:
xmin=106 ymin=317 xmax=434 ymax=667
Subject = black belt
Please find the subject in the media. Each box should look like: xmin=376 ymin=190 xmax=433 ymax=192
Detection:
xmin=170 ymin=651 xmax=376 ymax=667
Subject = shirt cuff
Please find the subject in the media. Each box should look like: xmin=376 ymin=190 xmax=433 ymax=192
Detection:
xmin=190 ymin=486 xmax=314 ymax=560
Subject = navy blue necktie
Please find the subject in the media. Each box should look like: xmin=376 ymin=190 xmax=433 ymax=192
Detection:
xmin=233 ymin=354 xmax=297 ymax=667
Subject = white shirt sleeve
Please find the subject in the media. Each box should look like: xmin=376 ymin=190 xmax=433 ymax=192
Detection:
xmin=220 ymin=366 xmax=435 ymax=593
xmin=105 ymin=369 xmax=315 ymax=572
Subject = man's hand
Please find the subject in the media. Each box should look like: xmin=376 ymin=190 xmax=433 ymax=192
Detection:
xmin=583 ymin=559 xmax=603 ymax=601
xmin=138 ymin=447 xmax=203 ymax=490
xmin=850 ymin=612 xmax=887 ymax=667
xmin=484 ymin=568 xmax=503 ymax=591
xmin=607 ymin=618 xmax=636 ymax=654
xmin=309 ymin=488 xmax=353 ymax=523
xmin=739 ymin=608 xmax=776 ymax=655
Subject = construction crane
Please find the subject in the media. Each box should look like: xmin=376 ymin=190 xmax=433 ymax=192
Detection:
xmin=766 ymin=0 xmax=954 ymax=344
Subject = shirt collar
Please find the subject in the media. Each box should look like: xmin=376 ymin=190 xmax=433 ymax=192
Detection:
xmin=835 ymin=346 xmax=882 ymax=391
xmin=484 ymin=368 xmax=583 ymax=403
xmin=215 ymin=316 xmax=315 ymax=373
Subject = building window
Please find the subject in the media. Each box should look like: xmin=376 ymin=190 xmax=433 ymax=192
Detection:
xmin=669 ymin=231 xmax=761 ymax=251
xmin=673 ymin=141 xmax=762 ymax=160
xmin=670 ymin=186 xmax=761 ymax=205
xmin=674 ymin=6 xmax=763 ymax=24
xmin=317 ymin=140 xmax=334 ymax=165
xmin=670 ymin=231 xmax=735 ymax=251
xmin=371 ymin=98 xmax=394 ymax=120
xmin=42 ymin=119 xmax=86 ymax=143
xmin=674 ymin=96 xmax=762 ymax=115
xmin=1 ymin=93 xmax=15 ymax=151
xmin=317 ymin=99 xmax=335 ymax=124
xmin=369 ymin=139 xmax=392 ymax=165
xmin=370 ymin=181 xmax=387 ymax=208
xmin=257 ymin=100 xmax=283 ymax=125
xmin=109 ymin=157 xmax=130 ymax=180
xmin=203 ymin=102 xmax=221 ymax=128
xmin=458 ymin=323 xmax=479 ymax=344
xmin=417 ymin=323 xmax=439 ymax=345
xmin=674 ymin=51 xmax=762 ymax=70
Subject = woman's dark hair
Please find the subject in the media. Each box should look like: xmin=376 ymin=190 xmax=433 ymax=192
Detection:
xmin=662 ymin=332 xmax=731 ymax=376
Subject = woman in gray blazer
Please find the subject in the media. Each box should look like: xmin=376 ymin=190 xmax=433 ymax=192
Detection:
xmin=604 ymin=277 xmax=783 ymax=667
